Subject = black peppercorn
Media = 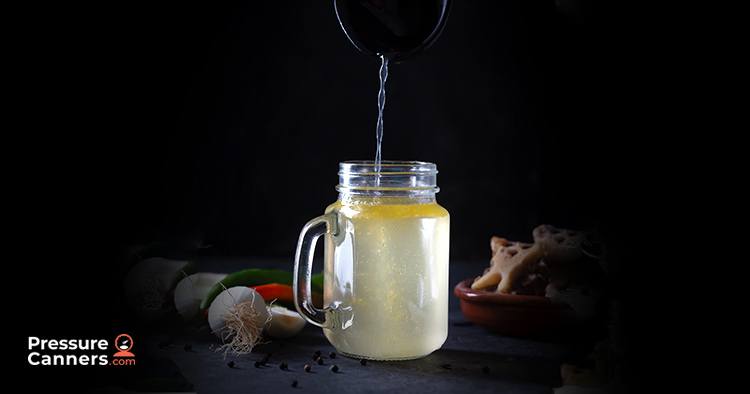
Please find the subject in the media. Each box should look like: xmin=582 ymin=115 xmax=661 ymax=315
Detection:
xmin=329 ymin=352 xmax=336 ymax=359
xmin=291 ymin=380 xmax=298 ymax=388
xmin=304 ymin=364 xmax=312 ymax=373
xmin=254 ymin=361 xmax=262 ymax=368
xmin=317 ymin=358 xmax=324 ymax=365
xmin=227 ymin=361 xmax=235 ymax=369
xmin=360 ymin=359 xmax=367 ymax=366
xmin=183 ymin=344 xmax=193 ymax=352
xmin=280 ymin=362 xmax=288 ymax=370
xmin=440 ymin=363 xmax=452 ymax=370
xmin=330 ymin=365 xmax=339 ymax=373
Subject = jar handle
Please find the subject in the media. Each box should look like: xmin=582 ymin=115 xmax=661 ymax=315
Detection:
xmin=293 ymin=213 xmax=337 ymax=328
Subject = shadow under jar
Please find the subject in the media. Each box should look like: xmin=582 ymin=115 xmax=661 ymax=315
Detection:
xmin=294 ymin=161 xmax=450 ymax=360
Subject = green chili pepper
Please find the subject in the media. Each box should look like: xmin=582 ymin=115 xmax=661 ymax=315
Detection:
xmin=200 ymin=268 xmax=323 ymax=310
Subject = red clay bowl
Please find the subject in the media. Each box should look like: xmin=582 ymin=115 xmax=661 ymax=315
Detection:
xmin=454 ymin=279 xmax=579 ymax=340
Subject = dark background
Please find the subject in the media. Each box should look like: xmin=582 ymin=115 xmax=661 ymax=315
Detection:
xmin=83 ymin=0 xmax=611 ymax=260
xmin=12 ymin=0 xmax=685 ymax=391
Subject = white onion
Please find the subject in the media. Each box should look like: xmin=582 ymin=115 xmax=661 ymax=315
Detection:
xmin=208 ymin=286 xmax=269 ymax=355
xmin=173 ymin=273 xmax=227 ymax=320
xmin=123 ymin=257 xmax=191 ymax=321
xmin=266 ymin=306 xmax=306 ymax=339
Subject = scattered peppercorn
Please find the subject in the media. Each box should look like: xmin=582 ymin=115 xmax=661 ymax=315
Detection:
xmin=329 ymin=352 xmax=337 ymax=359
xmin=291 ymin=380 xmax=298 ymax=388
xmin=304 ymin=364 xmax=312 ymax=373
xmin=227 ymin=361 xmax=236 ymax=369
xmin=280 ymin=362 xmax=288 ymax=370
xmin=313 ymin=355 xmax=320 ymax=361
xmin=482 ymin=366 xmax=490 ymax=374
xmin=360 ymin=359 xmax=367 ymax=366
xmin=330 ymin=365 xmax=339 ymax=373
xmin=314 ymin=350 xmax=321 ymax=357
xmin=183 ymin=344 xmax=193 ymax=352
xmin=317 ymin=358 xmax=324 ymax=365
xmin=261 ymin=353 xmax=271 ymax=363
xmin=440 ymin=363 xmax=452 ymax=370
xmin=254 ymin=361 xmax=262 ymax=368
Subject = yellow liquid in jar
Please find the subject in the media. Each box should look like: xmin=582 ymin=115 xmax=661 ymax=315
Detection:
xmin=322 ymin=198 xmax=450 ymax=360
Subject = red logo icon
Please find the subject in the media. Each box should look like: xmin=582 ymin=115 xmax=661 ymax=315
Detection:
xmin=113 ymin=334 xmax=134 ymax=358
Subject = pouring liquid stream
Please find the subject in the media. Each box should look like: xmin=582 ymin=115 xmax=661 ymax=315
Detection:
xmin=374 ymin=55 xmax=389 ymax=180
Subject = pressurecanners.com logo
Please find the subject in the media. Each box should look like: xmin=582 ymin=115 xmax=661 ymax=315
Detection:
xmin=27 ymin=335 xmax=136 ymax=366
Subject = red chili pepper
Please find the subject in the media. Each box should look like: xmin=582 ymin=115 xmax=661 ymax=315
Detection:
xmin=252 ymin=283 xmax=294 ymax=303
xmin=251 ymin=283 xmax=322 ymax=309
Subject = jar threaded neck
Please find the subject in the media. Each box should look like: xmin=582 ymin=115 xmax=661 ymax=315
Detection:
xmin=337 ymin=161 xmax=439 ymax=199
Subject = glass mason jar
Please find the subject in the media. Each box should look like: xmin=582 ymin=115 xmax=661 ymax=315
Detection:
xmin=293 ymin=161 xmax=450 ymax=360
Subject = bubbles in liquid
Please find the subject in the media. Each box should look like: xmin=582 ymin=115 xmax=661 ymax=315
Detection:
xmin=323 ymin=202 xmax=450 ymax=360
xmin=374 ymin=55 xmax=389 ymax=173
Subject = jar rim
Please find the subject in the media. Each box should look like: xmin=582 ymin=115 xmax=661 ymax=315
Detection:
xmin=338 ymin=160 xmax=437 ymax=175
xmin=337 ymin=160 xmax=439 ymax=197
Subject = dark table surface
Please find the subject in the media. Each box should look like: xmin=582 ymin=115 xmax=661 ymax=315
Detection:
xmin=143 ymin=258 xmax=580 ymax=394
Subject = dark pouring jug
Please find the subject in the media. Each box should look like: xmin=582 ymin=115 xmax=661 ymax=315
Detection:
xmin=334 ymin=0 xmax=452 ymax=62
